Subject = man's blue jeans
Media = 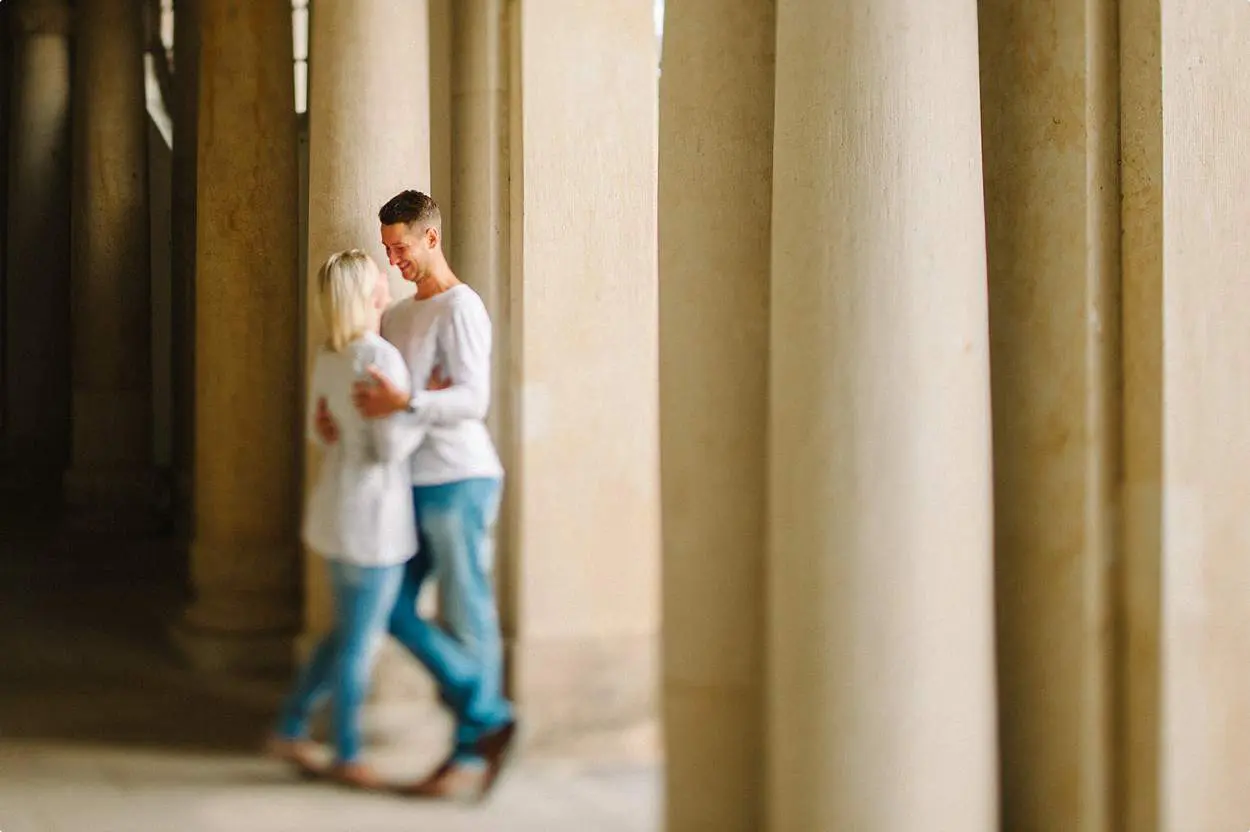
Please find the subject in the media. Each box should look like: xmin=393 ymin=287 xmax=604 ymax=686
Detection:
xmin=388 ymin=478 xmax=513 ymax=763
xmin=275 ymin=559 xmax=405 ymax=763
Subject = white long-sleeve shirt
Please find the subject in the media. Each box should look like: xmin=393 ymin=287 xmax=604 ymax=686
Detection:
xmin=381 ymin=284 xmax=503 ymax=486
xmin=302 ymin=332 xmax=425 ymax=566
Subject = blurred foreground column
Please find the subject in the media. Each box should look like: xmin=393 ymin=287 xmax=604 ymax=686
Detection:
xmin=766 ymin=0 xmax=998 ymax=828
xmin=977 ymin=1 xmax=1121 ymax=828
xmin=658 ymin=1 xmax=773 ymax=829
xmin=1154 ymin=1 xmax=1250 ymax=828
xmin=172 ymin=0 xmax=301 ymax=672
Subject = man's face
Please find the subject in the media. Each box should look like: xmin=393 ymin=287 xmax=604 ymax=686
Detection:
xmin=381 ymin=222 xmax=432 ymax=284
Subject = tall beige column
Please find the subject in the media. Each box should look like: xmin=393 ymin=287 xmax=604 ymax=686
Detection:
xmin=977 ymin=2 xmax=1120 ymax=829
xmin=172 ymin=0 xmax=301 ymax=672
xmin=658 ymin=2 xmax=772 ymax=829
xmin=1157 ymin=2 xmax=1250 ymax=828
xmin=4 ymin=0 xmax=72 ymax=481
xmin=448 ymin=0 xmax=513 ymax=638
xmin=508 ymin=0 xmax=661 ymax=744
xmin=65 ymin=0 xmax=153 ymax=529
xmin=305 ymin=0 xmax=428 ymax=325
xmin=767 ymin=1 xmax=997 ymax=829
xmin=302 ymin=0 xmax=430 ymax=694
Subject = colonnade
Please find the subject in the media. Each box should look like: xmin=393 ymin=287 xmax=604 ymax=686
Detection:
xmin=3 ymin=0 xmax=1250 ymax=828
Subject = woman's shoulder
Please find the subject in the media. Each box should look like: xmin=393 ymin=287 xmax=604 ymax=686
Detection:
xmin=312 ymin=345 xmax=341 ymax=370
xmin=358 ymin=332 xmax=409 ymax=374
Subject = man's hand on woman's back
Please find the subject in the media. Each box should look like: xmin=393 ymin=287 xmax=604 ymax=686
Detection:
xmin=315 ymin=397 xmax=340 ymax=444
xmin=426 ymin=365 xmax=452 ymax=391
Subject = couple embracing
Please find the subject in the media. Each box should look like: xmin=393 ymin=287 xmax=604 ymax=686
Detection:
xmin=266 ymin=190 xmax=516 ymax=800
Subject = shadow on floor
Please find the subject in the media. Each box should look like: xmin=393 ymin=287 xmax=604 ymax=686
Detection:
xmin=0 ymin=494 xmax=661 ymax=831
xmin=0 ymin=494 xmax=283 ymax=755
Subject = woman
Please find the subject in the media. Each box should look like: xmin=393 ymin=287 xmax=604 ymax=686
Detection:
xmin=266 ymin=249 xmax=422 ymax=789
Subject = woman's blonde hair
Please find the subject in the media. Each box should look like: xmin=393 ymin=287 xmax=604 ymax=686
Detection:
xmin=317 ymin=249 xmax=377 ymax=352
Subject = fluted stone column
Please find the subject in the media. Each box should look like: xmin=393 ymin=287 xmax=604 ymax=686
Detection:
xmin=658 ymin=2 xmax=773 ymax=829
xmin=977 ymin=2 xmax=1121 ymax=828
xmin=172 ymin=0 xmax=301 ymax=673
xmin=4 ymin=0 xmax=72 ymax=482
xmin=1119 ymin=0 xmax=1162 ymax=826
xmin=448 ymin=0 xmax=513 ymax=658
xmin=65 ymin=0 xmax=153 ymax=529
xmin=767 ymin=1 xmax=997 ymax=829
xmin=508 ymin=0 xmax=661 ymax=745
xmin=302 ymin=0 xmax=430 ymax=696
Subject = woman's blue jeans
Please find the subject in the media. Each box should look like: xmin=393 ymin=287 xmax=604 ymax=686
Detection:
xmin=275 ymin=559 xmax=405 ymax=764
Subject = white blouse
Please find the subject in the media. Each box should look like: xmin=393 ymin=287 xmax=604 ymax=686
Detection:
xmin=302 ymin=331 xmax=424 ymax=567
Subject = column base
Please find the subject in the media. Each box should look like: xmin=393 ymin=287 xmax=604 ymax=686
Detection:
xmin=174 ymin=555 xmax=302 ymax=677
xmin=508 ymin=631 xmax=658 ymax=748
xmin=170 ymin=618 xmax=297 ymax=678
xmin=63 ymin=465 xmax=160 ymax=535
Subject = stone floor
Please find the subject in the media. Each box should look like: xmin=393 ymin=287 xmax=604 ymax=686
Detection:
xmin=0 ymin=498 xmax=661 ymax=831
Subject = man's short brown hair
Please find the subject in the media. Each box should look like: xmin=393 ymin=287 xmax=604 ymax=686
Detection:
xmin=378 ymin=189 xmax=441 ymax=229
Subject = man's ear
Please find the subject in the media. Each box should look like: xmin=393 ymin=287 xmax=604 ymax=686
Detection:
xmin=426 ymin=225 xmax=441 ymax=249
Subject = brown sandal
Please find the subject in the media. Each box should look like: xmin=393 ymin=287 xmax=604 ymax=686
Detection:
xmin=475 ymin=720 xmax=519 ymax=801
xmin=395 ymin=757 xmax=484 ymax=801
xmin=328 ymin=760 xmax=386 ymax=791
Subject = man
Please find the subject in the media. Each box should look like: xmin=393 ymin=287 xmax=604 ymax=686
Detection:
xmin=315 ymin=190 xmax=516 ymax=800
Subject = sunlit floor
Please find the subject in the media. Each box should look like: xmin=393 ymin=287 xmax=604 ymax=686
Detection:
xmin=0 ymin=499 xmax=660 ymax=832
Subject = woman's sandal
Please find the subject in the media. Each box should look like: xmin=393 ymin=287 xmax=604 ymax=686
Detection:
xmin=264 ymin=736 xmax=325 ymax=779
xmin=328 ymin=760 xmax=387 ymax=791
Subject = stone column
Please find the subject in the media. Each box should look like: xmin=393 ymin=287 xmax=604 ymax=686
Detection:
xmin=171 ymin=0 xmax=301 ymax=673
xmin=767 ymin=1 xmax=997 ymax=829
xmin=658 ymin=2 xmax=772 ymax=829
xmin=64 ymin=0 xmax=153 ymax=530
xmin=448 ymin=0 xmax=513 ymax=644
xmin=169 ymin=0 xmax=200 ymax=543
xmin=977 ymin=2 xmax=1121 ymax=829
xmin=1156 ymin=2 xmax=1250 ymax=828
xmin=1119 ymin=0 xmax=1162 ymax=826
xmin=302 ymin=0 xmax=430 ymax=694
xmin=4 ymin=0 xmax=72 ymax=483
xmin=428 ymin=0 xmax=452 ymax=213
xmin=508 ymin=0 xmax=661 ymax=745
